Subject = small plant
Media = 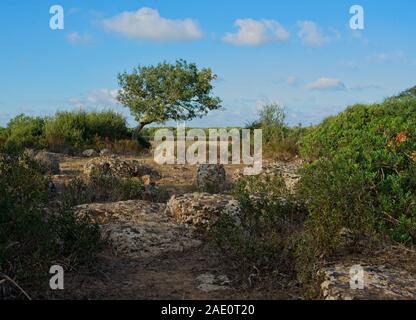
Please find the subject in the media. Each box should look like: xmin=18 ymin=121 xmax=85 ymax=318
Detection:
xmin=209 ymin=173 xmax=303 ymax=282
xmin=253 ymin=104 xmax=306 ymax=160
xmin=62 ymin=174 xmax=144 ymax=206
xmin=0 ymin=152 xmax=101 ymax=299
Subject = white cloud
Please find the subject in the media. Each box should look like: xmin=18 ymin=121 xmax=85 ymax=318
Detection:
xmin=66 ymin=32 xmax=92 ymax=44
xmin=102 ymin=7 xmax=203 ymax=42
xmin=297 ymin=21 xmax=328 ymax=47
xmin=306 ymin=77 xmax=346 ymax=91
xmin=223 ymin=19 xmax=290 ymax=46
xmin=69 ymin=89 xmax=119 ymax=108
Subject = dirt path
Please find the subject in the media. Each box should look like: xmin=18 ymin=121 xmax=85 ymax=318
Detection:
xmin=51 ymin=155 xmax=301 ymax=300
xmin=56 ymin=245 xmax=299 ymax=300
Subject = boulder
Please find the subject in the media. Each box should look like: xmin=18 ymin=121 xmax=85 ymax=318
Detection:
xmin=321 ymin=263 xmax=416 ymax=300
xmin=196 ymin=164 xmax=227 ymax=193
xmin=166 ymin=193 xmax=241 ymax=229
xmin=75 ymin=200 xmax=201 ymax=259
xmin=33 ymin=151 xmax=60 ymax=175
xmin=83 ymin=156 xmax=159 ymax=179
xmin=82 ymin=149 xmax=98 ymax=157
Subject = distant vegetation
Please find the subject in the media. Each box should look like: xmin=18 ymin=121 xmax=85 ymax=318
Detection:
xmin=0 ymin=110 xmax=143 ymax=154
xmin=248 ymin=103 xmax=306 ymax=160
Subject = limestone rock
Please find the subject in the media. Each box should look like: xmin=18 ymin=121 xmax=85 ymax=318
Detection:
xmin=196 ymin=164 xmax=227 ymax=193
xmin=82 ymin=149 xmax=98 ymax=157
xmin=321 ymin=263 xmax=416 ymax=300
xmin=196 ymin=273 xmax=231 ymax=292
xmin=166 ymin=193 xmax=241 ymax=229
xmin=34 ymin=151 xmax=60 ymax=174
xmin=83 ymin=156 xmax=159 ymax=179
xmin=75 ymin=200 xmax=201 ymax=259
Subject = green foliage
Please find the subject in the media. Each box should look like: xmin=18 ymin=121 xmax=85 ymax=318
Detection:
xmin=62 ymin=175 xmax=144 ymax=206
xmin=117 ymin=60 xmax=222 ymax=132
xmin=299 ymin=97 xmax=416 ymax=250
xmin=209 ymin=173 xmax=302 ymax=279
xmin=3 ymin=114 xmax=45 ymax=151
xmin=0 ymin=127 xmax=7 ymax=148
xmin=1 ymin=110 xmax=136 ymax=154
xmin=253 ymin=104 xmax=306 ymax=159
xmin=0 ymin=153 xmax=100 ymax=298
xmin=44 ymin=110 xmax=130 ymax=152
xmin=388 ymin=85 xmax=416 ymax=100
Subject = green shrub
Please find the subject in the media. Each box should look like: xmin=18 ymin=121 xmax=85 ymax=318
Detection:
xmin=299 ymin=97 xmax=416 ymax=248
xmin=252 ymin=104 xmax=305 ymax=160
xmin=0 ymin=152 xmax=101 ymax=299
xmin=62 ymin=174 xmax=144 ymax=206
xmin=0 ymin=127 xmax=7 ymax=148
xmin=209 ymin=173 xmax=302 ymax=281
xmin=43 ymin=110 xmax=130 ymax=152
xmin=3 ymin=114 xmax=45 ymax=151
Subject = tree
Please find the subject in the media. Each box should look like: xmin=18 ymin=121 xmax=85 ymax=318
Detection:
xmin=117 ymin=60 xmax=222 ymax=134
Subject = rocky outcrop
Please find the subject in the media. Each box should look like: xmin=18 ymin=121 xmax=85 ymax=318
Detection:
xmin=166 ymin=193 xmax=241 ymax=229
xmin=83 ymin=156 xmax=159 ymax=179
xmin=196 ymin=164 xmax=227 ymax=193
xmin=75 ymin=200 xmax=201 ymax=259
xmin=33 ymin=151 xmax=61 ymax=175
xmin=320 ymin=263 xmax=416 ymax=300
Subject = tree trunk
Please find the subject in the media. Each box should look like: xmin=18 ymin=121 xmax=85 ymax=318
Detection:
xmin=132 ymin=121 xmax=151 ymax=140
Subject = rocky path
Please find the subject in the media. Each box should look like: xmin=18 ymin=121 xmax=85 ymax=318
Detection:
xmin=48 ymin=155 xmax=303 ymax=300
xmin=55 ymin=199 xmax=297 ymax=300
xmin=47 ymin=154 xmax=416 ymax=300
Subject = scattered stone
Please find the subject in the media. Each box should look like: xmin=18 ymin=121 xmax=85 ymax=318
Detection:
xmin=196 ymin=164 xmax=227 ymax=193
xmin=83 ymin=156 xmax=159 ymax=179
xmin=321 ymin=263 xmax=416 ymax=300
xmin=82 ymin=149 xmax=98 ymax=158
xmin=196 ymin=273 xmax=231 ymax=292
xmin=75 ymin=200 xmax=201 ymax=259
xmin=166 ymin=193 xmax=241 ymax=229
xmin=34 ymin=151 xmax=60 ymax=174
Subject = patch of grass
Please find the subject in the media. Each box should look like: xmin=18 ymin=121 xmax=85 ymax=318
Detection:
xmin=62 ymin=174 xmax=145 ymax=206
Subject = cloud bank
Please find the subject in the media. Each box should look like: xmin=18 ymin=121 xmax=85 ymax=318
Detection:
xmin=223 ymin=19 xmax=290 ymax=46
xmin=102 ymin=7 xmax=203 ymax=42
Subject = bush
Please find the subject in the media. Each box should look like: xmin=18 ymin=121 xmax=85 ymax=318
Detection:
xmin=209 ymin=173 xmax=302 ymax=281
xmin=62 ymin=174 xmax=144 ymax=207
xmin=252 ymin=104 xmax=305 ymax=160
xmin=0 ymin=152 xmax=101 ymax=299
xmin=0 ymin=127 xmax=8 ymax=148
xmin=299 ymin=96 xmax=416 ymax=250
xmin=43 ymin=110 xmax=130 ymax=152
xmin=2 ymin=114 xmax=45 ymax=151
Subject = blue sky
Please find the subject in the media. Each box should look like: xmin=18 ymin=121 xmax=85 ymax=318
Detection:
xmin=0 ymin=0 xmax=415 ymax=127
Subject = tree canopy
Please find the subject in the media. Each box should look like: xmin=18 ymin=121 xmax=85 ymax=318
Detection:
xmin=117 ymin=60 xmax=222 ymax=132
